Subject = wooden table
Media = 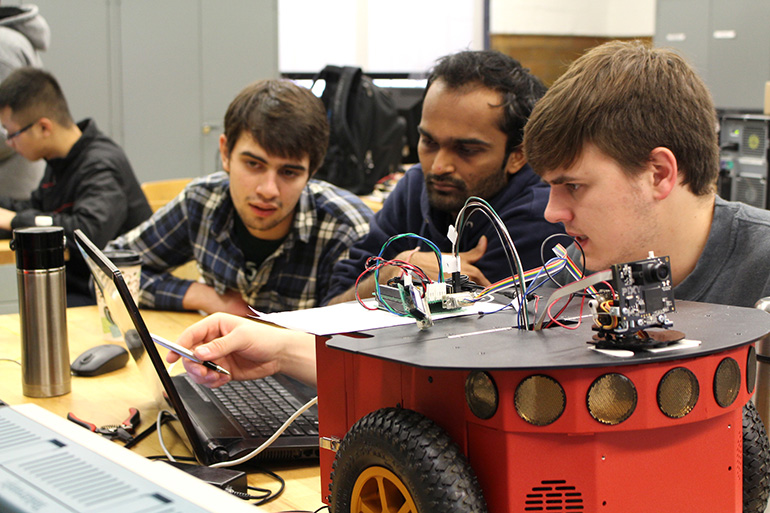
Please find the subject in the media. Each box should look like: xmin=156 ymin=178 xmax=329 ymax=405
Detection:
xmin=359 ymin=194 xmax=383 ymax=213
xmin=0 ymin=239 xmax=12 ymax=266
xmin=0 ymin=305 xmax=323 ymax=512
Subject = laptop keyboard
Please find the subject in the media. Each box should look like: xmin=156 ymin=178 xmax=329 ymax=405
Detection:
xmin=210 ymin=376 xmax=318 ymax=438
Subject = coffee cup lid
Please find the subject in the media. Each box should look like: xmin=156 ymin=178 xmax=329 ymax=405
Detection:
xmin=103 ymin=249 xmax=142 ymax=267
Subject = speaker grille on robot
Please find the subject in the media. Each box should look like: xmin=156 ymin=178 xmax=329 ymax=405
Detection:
xmin=524 ymin=480 xmax=584 ymax=511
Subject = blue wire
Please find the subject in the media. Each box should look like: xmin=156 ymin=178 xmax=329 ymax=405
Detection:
xmin=518 ymin=257 xmax=568 ymax=328
xmin=373 ymin=233 xmax=443 ymax=317
xmin=526 ymin=257 xmax=568 ymax=296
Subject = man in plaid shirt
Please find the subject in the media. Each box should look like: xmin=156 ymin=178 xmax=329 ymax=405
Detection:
xmin=107 ymin=79 xmax=373 ymax=315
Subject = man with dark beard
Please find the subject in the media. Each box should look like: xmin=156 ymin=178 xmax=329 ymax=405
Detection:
xmin=323 ymin=50 xmax=564 ymax=305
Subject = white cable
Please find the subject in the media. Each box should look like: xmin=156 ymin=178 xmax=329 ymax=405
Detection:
xmin=452 ymin=199 xmax=529 ymax=327
xmin=210 ymin=396 xmax=319 ymax=468
xmin=156 ymin=409 xmax=178 ymax=462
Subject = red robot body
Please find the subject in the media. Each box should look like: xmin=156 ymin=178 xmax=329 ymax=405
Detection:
xmin=316 ymin=301 xmax=770 ymax=512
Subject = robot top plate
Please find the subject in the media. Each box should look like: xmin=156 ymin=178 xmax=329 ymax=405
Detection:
xmin=325 ymin=300 xmax=770 ymax=371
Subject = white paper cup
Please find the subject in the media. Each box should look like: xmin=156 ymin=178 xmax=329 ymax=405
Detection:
xmin=95 ymin=249 xmax=142 ymax=342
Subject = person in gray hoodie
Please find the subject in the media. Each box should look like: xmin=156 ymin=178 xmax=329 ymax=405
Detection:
xmin=0 ymin=4 xmax=48 ymax=199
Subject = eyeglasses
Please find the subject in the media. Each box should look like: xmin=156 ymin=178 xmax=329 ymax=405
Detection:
xmin=0 ymin=121 xmax=35 ymax=141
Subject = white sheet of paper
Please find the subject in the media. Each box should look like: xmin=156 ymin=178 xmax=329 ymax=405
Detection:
xmin=250 ymin=298 xmax=509 ymax=336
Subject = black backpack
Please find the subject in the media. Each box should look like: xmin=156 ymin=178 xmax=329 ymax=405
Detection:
xmin=313 ymin=65 xmax=406 ymax=195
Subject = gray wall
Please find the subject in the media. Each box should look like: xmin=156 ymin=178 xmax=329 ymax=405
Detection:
xmin=0 ymin=1 xmax=278 ymax=314
xmin=655 ymin=0 xmax=770 ymax=112
xmin=32 ymin=0 xmax=279 ymax=183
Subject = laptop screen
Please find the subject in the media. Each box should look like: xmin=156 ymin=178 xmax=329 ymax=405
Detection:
xmin=73 ymin=229 xmax=211 ymax=463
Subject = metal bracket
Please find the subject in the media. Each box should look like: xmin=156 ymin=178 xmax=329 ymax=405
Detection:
xmin=319 ymin=436 xmax=341 ymax=452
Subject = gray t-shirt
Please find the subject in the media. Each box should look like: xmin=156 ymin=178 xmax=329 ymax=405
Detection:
xmin=674 ymin=196 xmax=770 ymax=307
xmin=544 ymin=196 xmax=770 ymax=309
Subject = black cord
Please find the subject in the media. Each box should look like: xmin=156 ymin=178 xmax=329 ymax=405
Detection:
xmin=459 ymin=205 xmax=526 ymax=308
xmin=538 ymin=233 xmax=586 ymax=286
xmin=247 ymin=466 xmax=286 ymax=505
xmin=278 ymin=507 xmax=330 ymax=513
xmin=457 ymin=205 xmax=518 ymax=287
xmin=123 ymin=410 xmax=176 ymax=449
xmin=145 ymin=454 xmax=197 ymax=462
xmin=227 ymin=488 xmax=273 ymax=501
xmin=140 ymin=457 xmax=289 ymax=506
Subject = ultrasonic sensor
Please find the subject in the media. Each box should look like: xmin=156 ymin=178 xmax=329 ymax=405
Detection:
xmin=587 ymin=373 xmax=637 ymax=425
xmin=714 ymin=357 xmax=741 ymax=408
xmin=515 ymin=374 xmax=566 ymax=426
xmin=747 ymin=346 xmax=757 ymax=395
xmin=465 ymin=371 xmax=498 ymax=420
xmin=657 ymin=367 xmax=699 ymax=418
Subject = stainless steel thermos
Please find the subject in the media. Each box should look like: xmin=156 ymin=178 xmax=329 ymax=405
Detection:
xmin=12 ymin=226 xmax=71 ymax=397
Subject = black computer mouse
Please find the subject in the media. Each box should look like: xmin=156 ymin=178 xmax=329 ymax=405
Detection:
xmin=71 ymin=344 xmax=129 ymax=377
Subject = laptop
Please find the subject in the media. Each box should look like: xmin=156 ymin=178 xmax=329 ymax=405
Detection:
xmin=0 ymin=403 xmax=259 ymax=513
xmin=73 ymin=229 xmax=320 ymax=466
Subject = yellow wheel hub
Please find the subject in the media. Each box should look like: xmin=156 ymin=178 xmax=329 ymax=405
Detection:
xmin=350 ymin=465 xmax=418 ymax=513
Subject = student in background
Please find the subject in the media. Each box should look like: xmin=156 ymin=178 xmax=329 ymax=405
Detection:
xmin=107 ymin=79 xmax=373 ymax=315
xmin=0 ymin=67 xmax=151 ymax=306
xmin=0 ymin=4 xmax=49 ymax=199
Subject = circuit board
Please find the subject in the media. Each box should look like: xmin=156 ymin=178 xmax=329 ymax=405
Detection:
xmin=611 ymin=255 xmax=675 ymax=334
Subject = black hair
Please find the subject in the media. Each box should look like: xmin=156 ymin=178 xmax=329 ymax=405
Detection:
xmin=426 ymin=50 xmax=547 ymax=155
xmin=0 ymin=67 xmax=73 ymax=126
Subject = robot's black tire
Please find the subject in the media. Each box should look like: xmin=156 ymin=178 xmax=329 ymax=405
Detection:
xmin=329 ymin=407 xmax=487 ymax=513
xmin=744 ymin=401 xmax=770 ymax=513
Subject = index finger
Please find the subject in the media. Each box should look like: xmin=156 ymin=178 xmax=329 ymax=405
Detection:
xmin=166 ymin=314 xmax=231 ymax=364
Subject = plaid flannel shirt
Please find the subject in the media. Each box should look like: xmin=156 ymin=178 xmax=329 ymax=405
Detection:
xmin=107 ymin=172 xmax=373 ymax=312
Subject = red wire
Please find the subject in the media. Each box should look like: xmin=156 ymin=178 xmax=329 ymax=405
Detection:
xmin=353 ymin=257 xmax=431 ymax=309
xmin=354 ymin=267 xmax=380 ymax=310
xmin=364 ymin=256 xmax=432 ymax=283
xmin=545 ymin=295 xmax=573 ymax=328
xmin=545 ymin=293 xmax=586 ymax=330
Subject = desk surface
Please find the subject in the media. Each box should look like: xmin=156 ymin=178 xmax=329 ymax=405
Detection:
xmin=0 ymin=238 xmax=12 ymax=266
xmin=0 ymin=306 xmax=323 ymax=512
